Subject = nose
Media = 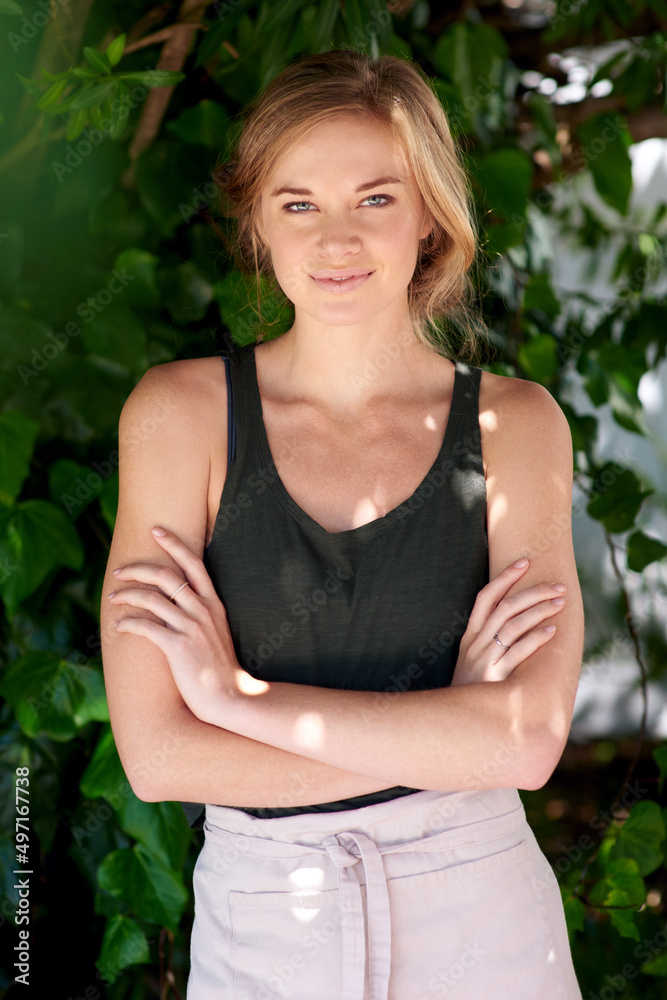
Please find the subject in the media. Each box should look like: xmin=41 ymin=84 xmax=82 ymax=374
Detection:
xmin=316 ymin=212 xmax=362 ymax=256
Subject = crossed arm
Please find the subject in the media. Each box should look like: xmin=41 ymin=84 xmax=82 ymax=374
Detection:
xmin=100 ymin=362 xmax=584 ymax=805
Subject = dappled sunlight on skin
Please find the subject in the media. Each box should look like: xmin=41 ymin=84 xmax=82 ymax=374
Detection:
xmin=294 ymin=711 xmax=326 ymax=750
xmin=506 ymin=683 xmax=526 ymax=745
xmin=344 ymin=402 xmax=443 ymax=528
xmin=236 ymin=669 xmax=270 ymax=696
xmin=486 ymin=488 xmax=509 ymax=537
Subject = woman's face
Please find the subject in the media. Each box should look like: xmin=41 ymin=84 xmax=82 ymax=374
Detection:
xmin=258 ymin=115 xmax=433 ymax=329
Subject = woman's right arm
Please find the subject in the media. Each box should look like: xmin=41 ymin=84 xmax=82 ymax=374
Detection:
xmin=100 ymin=360 xmax=394 ymax=806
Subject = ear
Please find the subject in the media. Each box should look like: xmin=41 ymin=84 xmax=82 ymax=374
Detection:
xmin=419 ymin=209 xmax=435 ymax=241
xmin=419 ymin=204 xmax=435 ymax=241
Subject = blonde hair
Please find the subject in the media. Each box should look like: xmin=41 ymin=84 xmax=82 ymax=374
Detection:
xmin=215 ymin=49 xmax=487 ymax=361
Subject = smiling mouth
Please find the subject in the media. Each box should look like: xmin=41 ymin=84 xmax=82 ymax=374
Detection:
xmin=310 ymin=272 xmax=374 ymax=292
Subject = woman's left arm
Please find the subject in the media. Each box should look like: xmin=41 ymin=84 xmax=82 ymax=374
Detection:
xmin=112 ymin=379 xmax=584 ymax=792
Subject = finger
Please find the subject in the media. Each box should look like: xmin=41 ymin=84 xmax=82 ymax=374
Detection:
xmin=150 ymin=527 xmax=216 ymax=598
xmin=113 ymin=614 xmax=177 ymax=654
xmin=466 ymin=558 xmax=530 ymax=633
xmin=481 ymin=582 xmax=566 ymax=641
xmin=111 ymin=563 xmax=197 ymax=600
xmin=493 ymin=597 xmax=565 ymax=648
xmin=108 ymin=586 xmax=189 ymax=630
xmin=485 ymin=625 xmax=558 ymax=680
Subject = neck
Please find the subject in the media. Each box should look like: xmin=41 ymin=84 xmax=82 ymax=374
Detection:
xmin=256 ymin=307 xmax=443 ymax=415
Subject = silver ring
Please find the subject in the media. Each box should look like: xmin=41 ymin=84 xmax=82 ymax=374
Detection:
xmin=170 ymin=581 xmax=190 ymax=601
xmin=493 ymin=632 xmax=511 ymax=651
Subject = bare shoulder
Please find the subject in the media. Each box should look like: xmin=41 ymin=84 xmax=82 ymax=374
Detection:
xmin=123 ymin=355 xmax=226 ymax=408
xmin=477 ymin=369 xmax=571 ymax=470
xmin=120 ymin=356 xmax=227 ymax=444
xmin=111 ymin=356 xmax=228 ymax=568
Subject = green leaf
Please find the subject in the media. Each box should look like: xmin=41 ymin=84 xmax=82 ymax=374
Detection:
xmin=105 ymin=918 xmax=147 ymax=966
xmin=115 ymin=70 xmax=185 ymax=87
xmin=105 ymin=33 xmax=126 ymax=68
xmin=577 ymin=114 xmax=633 ymax=215
xmin=74 ymin=666 xmax=109 ymax=726
xmin=79 ymin=304 xmax=148 ymax=378
xmin=116 ymin=797 xmax=191 ymax=871
xmin=579 ymin=355 xmax=609 ymax=407
xmin=111 ymin=248 xmax=160 ymax=307
xmin=166 ymin=99 xmax=230 ymax=148
xmin=66 ymin=107 xmax=89 ymax=141
xmin=84 ymin=46 xmax=111 ymax=74
xmin=80 ymin=725 xmax=129 ymax=800
xmin=258 ymin=0 xmax=308 ymax=37
xmin=159 ymin=262 xmax=214 ymax=322
xmin=0 ymin=0 xmax=23 ymax=13
xmin=562 ymin=894 xmax=586 ymax=937
xmin=518 ymin=334 xmax=559 ymax=382
xmin=49 ymin=458 xmax=112 ymax=520
xmin=523 ymin=273 xmax=560 ymax=320
xmin=309 ymin=0 xmax=340 ymax=52
xmin=596 ymin=343 xmax=645 ymax=400
xmin=589 ymin=857 xmax=645 ymax=941
xmin=0 ymin=652 xmax=105 ymax=741
xmin=135 ymin=140 xmax=220 ymax=238
xmin=609 ymin=396 xmax=648 ymax=437
xmin=605 ymin=888 xmax=641 ymax=940
xmin=472 ymin=148 xmax=533 ymax=223
xmin=88 ymin=102 xmax=104 ymax=130
xmin=214 ymin=270 xmax=292 ymax=345
xmin=560 ymin=404 xmax=597 ymax=457
xmin=641 ymin=951 xmax=667 ymax=976
xmin=15 ymin=73 xmax=44 ymax=97
xmin=69 ymin=80 xmax=117 ymax=110
xmin=98 ymin=915 xmax=150 ymax=978
xmin=598 ymin=801 xmax=665 ymax=877
xmin=36 ymin=78 xmax=69 ymax=109
xmin=72 ymin=67 xmax=99 ymax=81
xmin=97 ymin=845 xmax=188 ymax=931
xmin=587 ymin=464 xmax=651 ymax=534
xmin=627 ymin=530 xmax=667 ymax=573
xmin=99 ymin=474 xmax=119 ymax=532
xmin=195 ymin=0 xmax=258 ymax=67
xmin=432 ymin=21 xmax=507 ymax=119
xmin=0 ymin=410 xmax=39 ymax=506
xmin=108 ymin=83 xmax=129 ymax=140
xmin=653 ymin=744 xmax=667 ymax=795
xmin=0 ymin=499 xmax=84 ymax=615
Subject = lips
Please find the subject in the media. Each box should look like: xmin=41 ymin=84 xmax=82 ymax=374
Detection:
xmin=310 ymin=270 xmax=374 ymax=293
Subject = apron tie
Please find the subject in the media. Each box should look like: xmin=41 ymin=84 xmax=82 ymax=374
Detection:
xmin=323 ymin=831 xmax=391 ymax=1000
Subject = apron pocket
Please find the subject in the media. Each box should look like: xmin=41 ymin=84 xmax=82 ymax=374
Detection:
xmin=385 ymin=839 xmax=567 ymax=1000
xmin=229 ymin=885 xmax=347 ymax=999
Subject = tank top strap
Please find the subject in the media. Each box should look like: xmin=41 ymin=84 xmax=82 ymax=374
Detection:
xmin=451 ymin=359 xmax=484 ymax=474
xmin=217 ymin=342 xmax=261 ymax=496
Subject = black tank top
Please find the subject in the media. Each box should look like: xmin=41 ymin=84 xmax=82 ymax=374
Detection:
xmin=181 ymin=343 xmax=488 ymax=828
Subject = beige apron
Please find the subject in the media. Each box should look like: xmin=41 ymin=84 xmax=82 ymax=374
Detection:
xmin=187 ymin=786 xmax=582 ymax=1000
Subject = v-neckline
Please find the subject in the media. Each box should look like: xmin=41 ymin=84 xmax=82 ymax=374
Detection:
xmin=247 ymin=346 xmax=464 ymax=542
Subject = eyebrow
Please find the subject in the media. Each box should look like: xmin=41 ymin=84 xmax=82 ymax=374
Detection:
xmin=270 ymin=176 xmax=403 ymax=197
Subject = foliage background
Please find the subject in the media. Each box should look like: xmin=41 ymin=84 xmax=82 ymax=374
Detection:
xmin=0 ymin=0 xmax=666 ymax=996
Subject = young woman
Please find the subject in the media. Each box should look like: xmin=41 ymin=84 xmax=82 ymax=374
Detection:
xmin=100 ymin=50 xmax=584 ymax=999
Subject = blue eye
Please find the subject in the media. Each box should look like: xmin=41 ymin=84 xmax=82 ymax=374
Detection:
xmin=284 ymin=201 xmax=314 ymax=212
xmin=283 ymin=194 xmax=394 ymax=213
xmin=362 ymin=194 xmax=393 ymax=206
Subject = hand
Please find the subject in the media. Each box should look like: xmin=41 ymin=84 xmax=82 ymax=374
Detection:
xmin=451 ymin=558 xmax=566 ymax=687
xmin=108 ymin=526 xmax=262 ymax=724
